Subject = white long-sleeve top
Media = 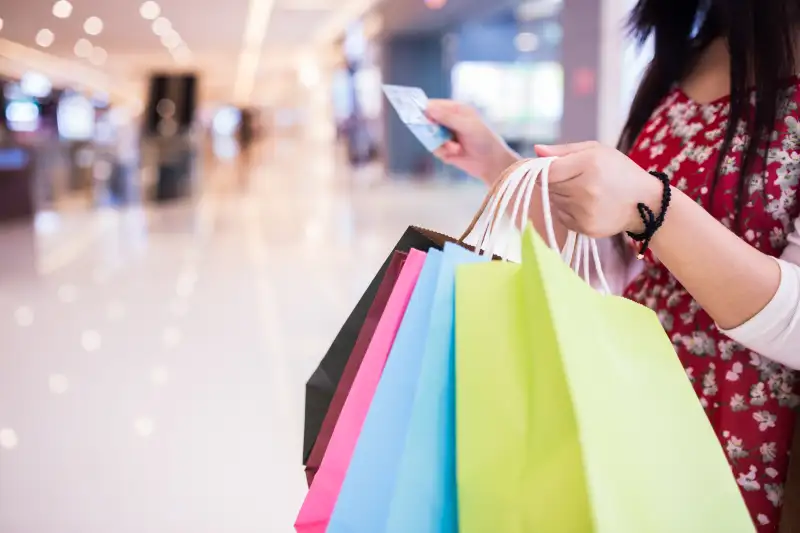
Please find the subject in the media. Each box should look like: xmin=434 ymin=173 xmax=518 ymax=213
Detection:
xmin=720 ymin=218 xmax=800 ymax=369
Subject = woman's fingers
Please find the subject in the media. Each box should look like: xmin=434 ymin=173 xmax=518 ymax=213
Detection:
xmin=427 ymin=99 xmax=461 ymax=111
xmin=547 ymin=151 xmax=588 ymax=183
xmin=550 ymin=194 xmax=585 ymax=233
xmin=425 ymin=100 xmax=473 ymax=131
xmin=434 ymin=140 xmax=463 ymax=160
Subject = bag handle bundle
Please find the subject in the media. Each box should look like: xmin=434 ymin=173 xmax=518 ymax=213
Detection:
xmin=459 ymin=157 xmax=611 ymax=294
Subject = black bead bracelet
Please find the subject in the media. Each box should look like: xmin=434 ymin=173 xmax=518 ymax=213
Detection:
xmin=626 ymin=171 xmax=672 ymax=259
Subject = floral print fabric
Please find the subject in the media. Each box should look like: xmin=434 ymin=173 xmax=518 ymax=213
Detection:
xmin=624 ymin=85 xmax=800 ymax=531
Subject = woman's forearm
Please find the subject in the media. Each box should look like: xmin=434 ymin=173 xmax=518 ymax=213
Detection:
xmin=648 ymin=185 xmax=781 ymax=330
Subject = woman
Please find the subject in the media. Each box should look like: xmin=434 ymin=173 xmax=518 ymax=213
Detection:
xmin=426 ymin=0 xmax=800 ymax=530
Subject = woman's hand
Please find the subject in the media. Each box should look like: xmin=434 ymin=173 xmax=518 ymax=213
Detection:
xmin=539 ymin=141 xmax=788 ymax=340
xmin=537 ymin=141 xmax=663 ymax=238
xmin=425 ymin=100 xmax=519 ymax=185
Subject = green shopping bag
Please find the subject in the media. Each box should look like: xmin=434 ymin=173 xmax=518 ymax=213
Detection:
xmin=455 ymin=225 xmax=754 ymax=533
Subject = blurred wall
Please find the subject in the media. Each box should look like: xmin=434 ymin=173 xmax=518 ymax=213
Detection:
xmin=381 ymin=35 xmax=451 ymax=176
xmin=454 ymin=11 xmax=560 ymax=64
xmin=560 ymin=0 xmax=601 ymax=144
xmin=598 ymin=0 xmax=653 ymax=145
xmin=454 ymin=13 xmax=518 ymax=63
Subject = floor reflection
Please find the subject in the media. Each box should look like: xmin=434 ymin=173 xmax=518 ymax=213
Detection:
xmin=0 ymin=142 xmax=484 ymax=532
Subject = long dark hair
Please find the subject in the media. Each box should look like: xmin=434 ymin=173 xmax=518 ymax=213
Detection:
xmin=619 ymin=0 xmax=799 ymax=226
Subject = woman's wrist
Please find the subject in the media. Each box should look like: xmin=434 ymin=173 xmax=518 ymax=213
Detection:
xmin=624 ymin=170 xmax=668 ymax=234
xmin=485 ymin=148 xmax=521 ymax=185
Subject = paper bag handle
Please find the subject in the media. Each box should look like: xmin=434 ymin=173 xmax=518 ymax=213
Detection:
xmin=457 ymin=159 xmax=549 ymax=258
xmin=538 ymin=158 xmax=611 ymax=294
xmin=459 ymin=158 xmax=611 ymax=294
xmin=457 ymin=161 xmax=522 ymax=245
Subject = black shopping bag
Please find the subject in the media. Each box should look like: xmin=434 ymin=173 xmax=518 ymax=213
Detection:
xmin=301 ymin=169 xmax=508 ymax=465
xmin=305 ymin=251 xmax=407 ymax=486
xmin=302 ymin=226 xmax=458 ymax=464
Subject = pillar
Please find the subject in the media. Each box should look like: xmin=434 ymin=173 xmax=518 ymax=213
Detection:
xmin=559 ymin=0 xmax=602 ymax=143
xmin=381 ymin=34 xmax=451 ymax=176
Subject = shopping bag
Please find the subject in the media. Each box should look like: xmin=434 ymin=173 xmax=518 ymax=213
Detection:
xmin=302 ymin=156 xmax=525 ymax=466
xmin=328 ymin=248 xmax=444 ymax=532
xmin=295 ymin=249 xmax=427 ymax=533
xmin=304 ymin=226 xmax=457 ymax=464
xmin=305 ymin=251 xmax=407 ymax=486
xmin=385 ymin=243 xmax=488 ymax=533
xmin=455 ymin=224 xmax=754 ymax=533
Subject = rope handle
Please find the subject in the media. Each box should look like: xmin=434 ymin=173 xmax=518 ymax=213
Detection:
xmin=458 ymin=157 xmax=611 ymax=294
xmin=457 ymin=159 xmax=526 ymax=244
xmin=538 ymin=158 xmax=611 ymax=294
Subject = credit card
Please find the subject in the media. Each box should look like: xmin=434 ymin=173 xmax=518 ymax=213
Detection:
xmin=383 ymin=84 xmax=452 ymax=152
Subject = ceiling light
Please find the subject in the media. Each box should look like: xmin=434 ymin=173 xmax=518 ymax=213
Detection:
xmin=515 ymin=32 xmax=540 ymax=53
xmin=90 ymin=46 xmax=107 ymax=66
xmin=134 ymin=417 xmax=155 ymax=437
xmin=161 ymin=31 xmax=181 ymax=49
xmin=172 ymin=46 xmax=192 ymax=64
xmin=0 ymin=18 xmax=4 ymax=32
xmin=81 ymin=329 xmax=102 ymax=352
xmin=152 ymin=17 xmax=171 ymax=36
xmin=84 ymin=16 xmax=103 ymax=35
xmin=424 ymin=0 xmax=447 ymax=9
xmin=140 ymin=1 xmax=161 ymax=20
xmin=35 ymin=29 xmax=55 ymax=48
xmin=21 ymin=72 xmax=52 ymax=98
xmin=0 ymin=428 xmax=18 ymax=450
xmin=74 ymin=38 xmax=93 ymax=58
xmin=150 ymin=366 xmax=169 ymax=385
xmin=162 ymin=326 xmax=182 ymax=348
xmin=52 ymin=0 xmax=73 ymax=18
xmin=48 ymin=374 xmax=70 ymax=394
xmin=516 ymin=0 xmax=563 ymax=21
xmin=234 ymin=0 xmax=277 ymax=103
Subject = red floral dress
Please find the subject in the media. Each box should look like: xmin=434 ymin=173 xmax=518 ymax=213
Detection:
xmin=624 ymin=85 xmax=800 ymax=531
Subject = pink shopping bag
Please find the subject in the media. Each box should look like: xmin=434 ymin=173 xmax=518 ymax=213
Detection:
xmin=295 ymin=248 xmax=428 ymax=533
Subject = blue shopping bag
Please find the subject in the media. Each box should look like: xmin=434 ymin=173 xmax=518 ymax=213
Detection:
xmin=328 ymin=248 xmax=444 ymax=533
xmin=385 ymin=243 xmax=488 ymax=533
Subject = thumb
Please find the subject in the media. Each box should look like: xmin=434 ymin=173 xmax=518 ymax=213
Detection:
xmin=535 ymin=141 xmax=599 ymax=157
xmin=425 ymin=100 xmax=471 ymax=130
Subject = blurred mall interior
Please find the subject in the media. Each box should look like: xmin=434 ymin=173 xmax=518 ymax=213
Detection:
xmin=0 ymin=0 xmax=649 ymax=531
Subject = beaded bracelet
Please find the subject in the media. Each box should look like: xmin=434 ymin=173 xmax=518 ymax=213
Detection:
xmin=626 ymin=171 xmax=672 ymax=259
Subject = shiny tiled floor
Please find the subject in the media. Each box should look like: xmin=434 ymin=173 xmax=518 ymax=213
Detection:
xmin=0 ymin=141 xmax=484 ymax=533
